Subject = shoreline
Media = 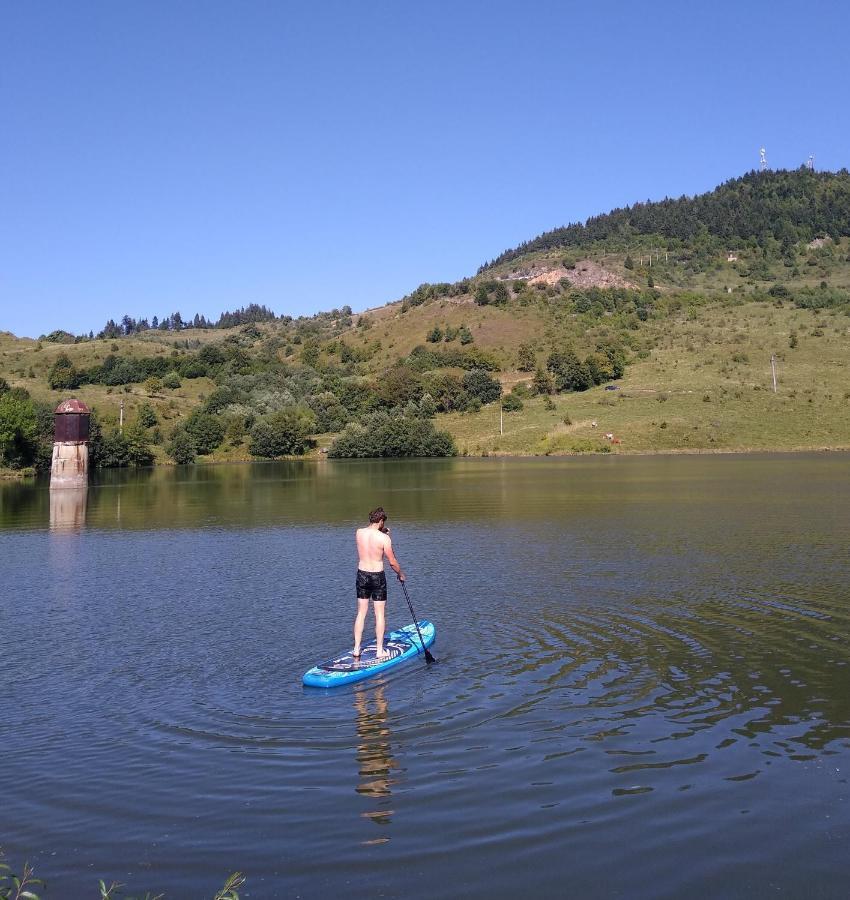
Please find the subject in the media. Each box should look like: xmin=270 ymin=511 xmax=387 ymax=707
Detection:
xmin=3 ymin=443 xmax=849 ymax=482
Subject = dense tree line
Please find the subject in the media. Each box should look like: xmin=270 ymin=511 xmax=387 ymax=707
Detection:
xmin=329 ymin=411 xmax=456 ymax=458
xmin=399 ymin=281 xmax=471 ymax=311
xmin=481 ymin=169 xmax=850 ymax=270
xmin=403 ymin=344 xmax=499 ymax=372
xmin=543 ymin=342 xmax=625 ymax=393
xmin=47 ymin=342 xmax=256 ymax=390
xmin=96 ymin=304 xmax=278 ymax=338
xmin=768 ymin=282 xmax=850 ymax=310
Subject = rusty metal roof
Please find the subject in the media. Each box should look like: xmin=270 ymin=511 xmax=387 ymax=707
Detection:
xmin=54 ymin=399 xmax=91 ymax=414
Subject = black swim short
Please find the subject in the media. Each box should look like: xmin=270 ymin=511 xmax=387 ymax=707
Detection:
xmin=356 ymin=569 xmax=387 ymax=602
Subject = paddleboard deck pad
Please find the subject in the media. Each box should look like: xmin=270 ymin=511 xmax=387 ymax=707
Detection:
xmin=303 ymin=621 xmax=435 ymax=688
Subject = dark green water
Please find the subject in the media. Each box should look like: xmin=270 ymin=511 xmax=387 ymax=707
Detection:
xmin=2 ymin=455 xmax=850 ymax=898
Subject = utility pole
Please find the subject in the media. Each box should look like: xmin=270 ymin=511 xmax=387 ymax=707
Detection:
xmin=771 ymin=355 xmax=777 ymax=393
xmin=500 ymin=400 xmax=504 ymax=436
xmin=120 ymin=398 xmax=125 ymax=433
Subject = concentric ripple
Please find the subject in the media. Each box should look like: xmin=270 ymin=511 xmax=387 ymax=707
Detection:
xmin=2 ymin=454 xmax=850 ymax=899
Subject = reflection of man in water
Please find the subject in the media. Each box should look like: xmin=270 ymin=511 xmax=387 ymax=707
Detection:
xmin=354 ymin=685 xmax=398 ymax=835
xmin=354 ymin=507 xmax=405 ymax=660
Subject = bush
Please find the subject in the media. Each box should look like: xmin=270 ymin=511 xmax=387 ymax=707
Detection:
xmin=517 ymin=344 xmax=536 ymax=372
xmin=163 ymin=371 xmax=182 ymax=389
xmin=41 ymin=329 xmax=76 ymax=344
xmin=0 ymin=392 xmax=40 ymax=468
xmin=47 ymin=353 xmax=81 ymax=390
xmin=124 ymin=423 xmax=155 ymax=467
xmin=167 ymin=428 xmax=197 ymax=464
xmin=547 ymin=350 xmax=592 ymax=392
xmin=426 ymin=325 xmax=443 ymax=343
xmin=419 ymin=393 xmax=437 ymax=417
xmin=248 ymin=406 xmax=316 ymax=457
xmin=203 ymin=385 xmax=239 ymax=415
xmin=585 ymin=352 xmax=615 ymax=385
xmin=532 ymin=368 xmax=553 ymax=395
xmin=419 ymin=371 xmax=466 ymax=412
xmin=375 ymin=366 xmax=423 ymax=407
xmin=95 ymin=424 xmax=154 ymax=468
xmin=136 ymin=402 xmax=158 ymax=428
xmin=462 ymin=369 xmax=501 ymax=404
xmin=405 ymin=344 xmax=498 ymax=372
xmin=328 ymin=413 xmax=456 ymax=458
xmin=308 ymin=391 xmax=349 ymax=432
xmin=501 ymin=393 xmax=523 ymax=412
xmin=475 ymin=284 xmax=490 ymax=305
xmin=184 ymin=412 xmax=225 ymax=455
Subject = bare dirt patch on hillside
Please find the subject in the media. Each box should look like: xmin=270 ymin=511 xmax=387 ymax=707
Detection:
xmin=503 ymin=259 xmax=639 ymax=291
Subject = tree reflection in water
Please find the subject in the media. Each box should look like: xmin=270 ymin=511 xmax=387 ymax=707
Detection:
xmin=353 ymin=683 xmax=400 ymax=844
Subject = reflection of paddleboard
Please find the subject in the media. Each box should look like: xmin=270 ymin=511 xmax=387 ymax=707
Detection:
xmin=303 ymin=621 xmax=436 ymax=688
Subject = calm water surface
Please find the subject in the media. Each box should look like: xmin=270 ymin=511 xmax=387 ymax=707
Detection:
xmin=2 ymin=455 xmax=850 ymax=898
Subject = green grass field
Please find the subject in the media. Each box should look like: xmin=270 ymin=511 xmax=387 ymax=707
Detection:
xmin=443 ymin=301 xmax=850 ymax=455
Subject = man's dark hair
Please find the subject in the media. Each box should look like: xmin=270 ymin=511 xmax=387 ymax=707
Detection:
xmin=369 ymin=507 xmax=387 ymax=524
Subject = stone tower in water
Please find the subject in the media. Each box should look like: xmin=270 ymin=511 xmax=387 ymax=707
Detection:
xmin=50 ymin=399 xmax=91 ymax=489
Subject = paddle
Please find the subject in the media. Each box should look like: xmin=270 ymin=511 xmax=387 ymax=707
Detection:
xmin=397 ymin=576 xmax=436 ymax=664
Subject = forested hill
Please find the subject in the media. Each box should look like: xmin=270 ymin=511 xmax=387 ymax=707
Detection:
xmin=481 ymin=169 xmax=850 ymax=271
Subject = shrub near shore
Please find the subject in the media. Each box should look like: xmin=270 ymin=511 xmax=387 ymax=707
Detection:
xmin=329 ymin=411 xmax=456 ymax=458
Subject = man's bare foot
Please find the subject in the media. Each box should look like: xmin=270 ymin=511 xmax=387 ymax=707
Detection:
xmin=375 ymin=648 xmax=390 ymax=661
xmin=351 ymin=649 xmax=362 ymax=660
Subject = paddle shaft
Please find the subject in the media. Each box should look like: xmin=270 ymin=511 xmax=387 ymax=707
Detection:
xmin=398 ymin=576 xmax=436 ymax=664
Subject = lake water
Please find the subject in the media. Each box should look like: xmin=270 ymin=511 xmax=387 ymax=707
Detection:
xmin=2 ymin=455 xmax=850 ymax=898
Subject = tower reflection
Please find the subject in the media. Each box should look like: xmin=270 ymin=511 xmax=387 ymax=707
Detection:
xmin=353 ymin=683 xmax=400 ymax=844
xmin=49 ymin=487 xmax=88 ymax=531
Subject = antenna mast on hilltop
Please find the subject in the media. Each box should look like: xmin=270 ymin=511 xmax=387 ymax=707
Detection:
xmin=806 ymin=154 xmax=815 ymax=170
xmin=759 ymin=147 xmax=768 ymax=171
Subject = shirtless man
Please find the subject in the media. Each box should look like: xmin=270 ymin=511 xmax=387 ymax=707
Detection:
xmin=353 ymin=507 xmax=405 ymax=661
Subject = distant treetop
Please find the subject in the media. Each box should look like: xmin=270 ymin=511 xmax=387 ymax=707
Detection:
xmin=479 ymin=168 xmax=850 ymax=271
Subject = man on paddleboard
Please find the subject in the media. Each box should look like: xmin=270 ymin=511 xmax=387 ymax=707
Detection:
xmin=354 ymin=507 xmax=405 ymax=661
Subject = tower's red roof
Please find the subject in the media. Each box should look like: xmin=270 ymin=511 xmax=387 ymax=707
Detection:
xmin=54 ymin=399 xmax=91 ymax=414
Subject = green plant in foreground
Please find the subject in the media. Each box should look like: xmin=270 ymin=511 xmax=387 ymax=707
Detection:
xmin=1 ymin=849 xmax=244 ymax=900
xmin=0 ymin=851 xmax=44 ymax=899
xmin=98 ymin=870 xmax=244 ymax=900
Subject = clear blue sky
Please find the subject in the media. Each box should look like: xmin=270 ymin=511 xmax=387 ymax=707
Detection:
xmin=2 ymin=0 xmax=848 ymax=338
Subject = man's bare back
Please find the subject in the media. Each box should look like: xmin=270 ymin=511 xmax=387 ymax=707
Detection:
xmin=356 ymin=526 xmax=395 ymax=573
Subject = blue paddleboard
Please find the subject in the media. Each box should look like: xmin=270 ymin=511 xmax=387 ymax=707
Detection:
xmin=303 ymin=621 xmax=436 ymax=688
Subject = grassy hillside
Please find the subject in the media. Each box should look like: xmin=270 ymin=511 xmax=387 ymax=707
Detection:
xmin=2 ymin=169 xmax=850 ymax=472
xmin=444 ymin=301 xmax=850 ymax=455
